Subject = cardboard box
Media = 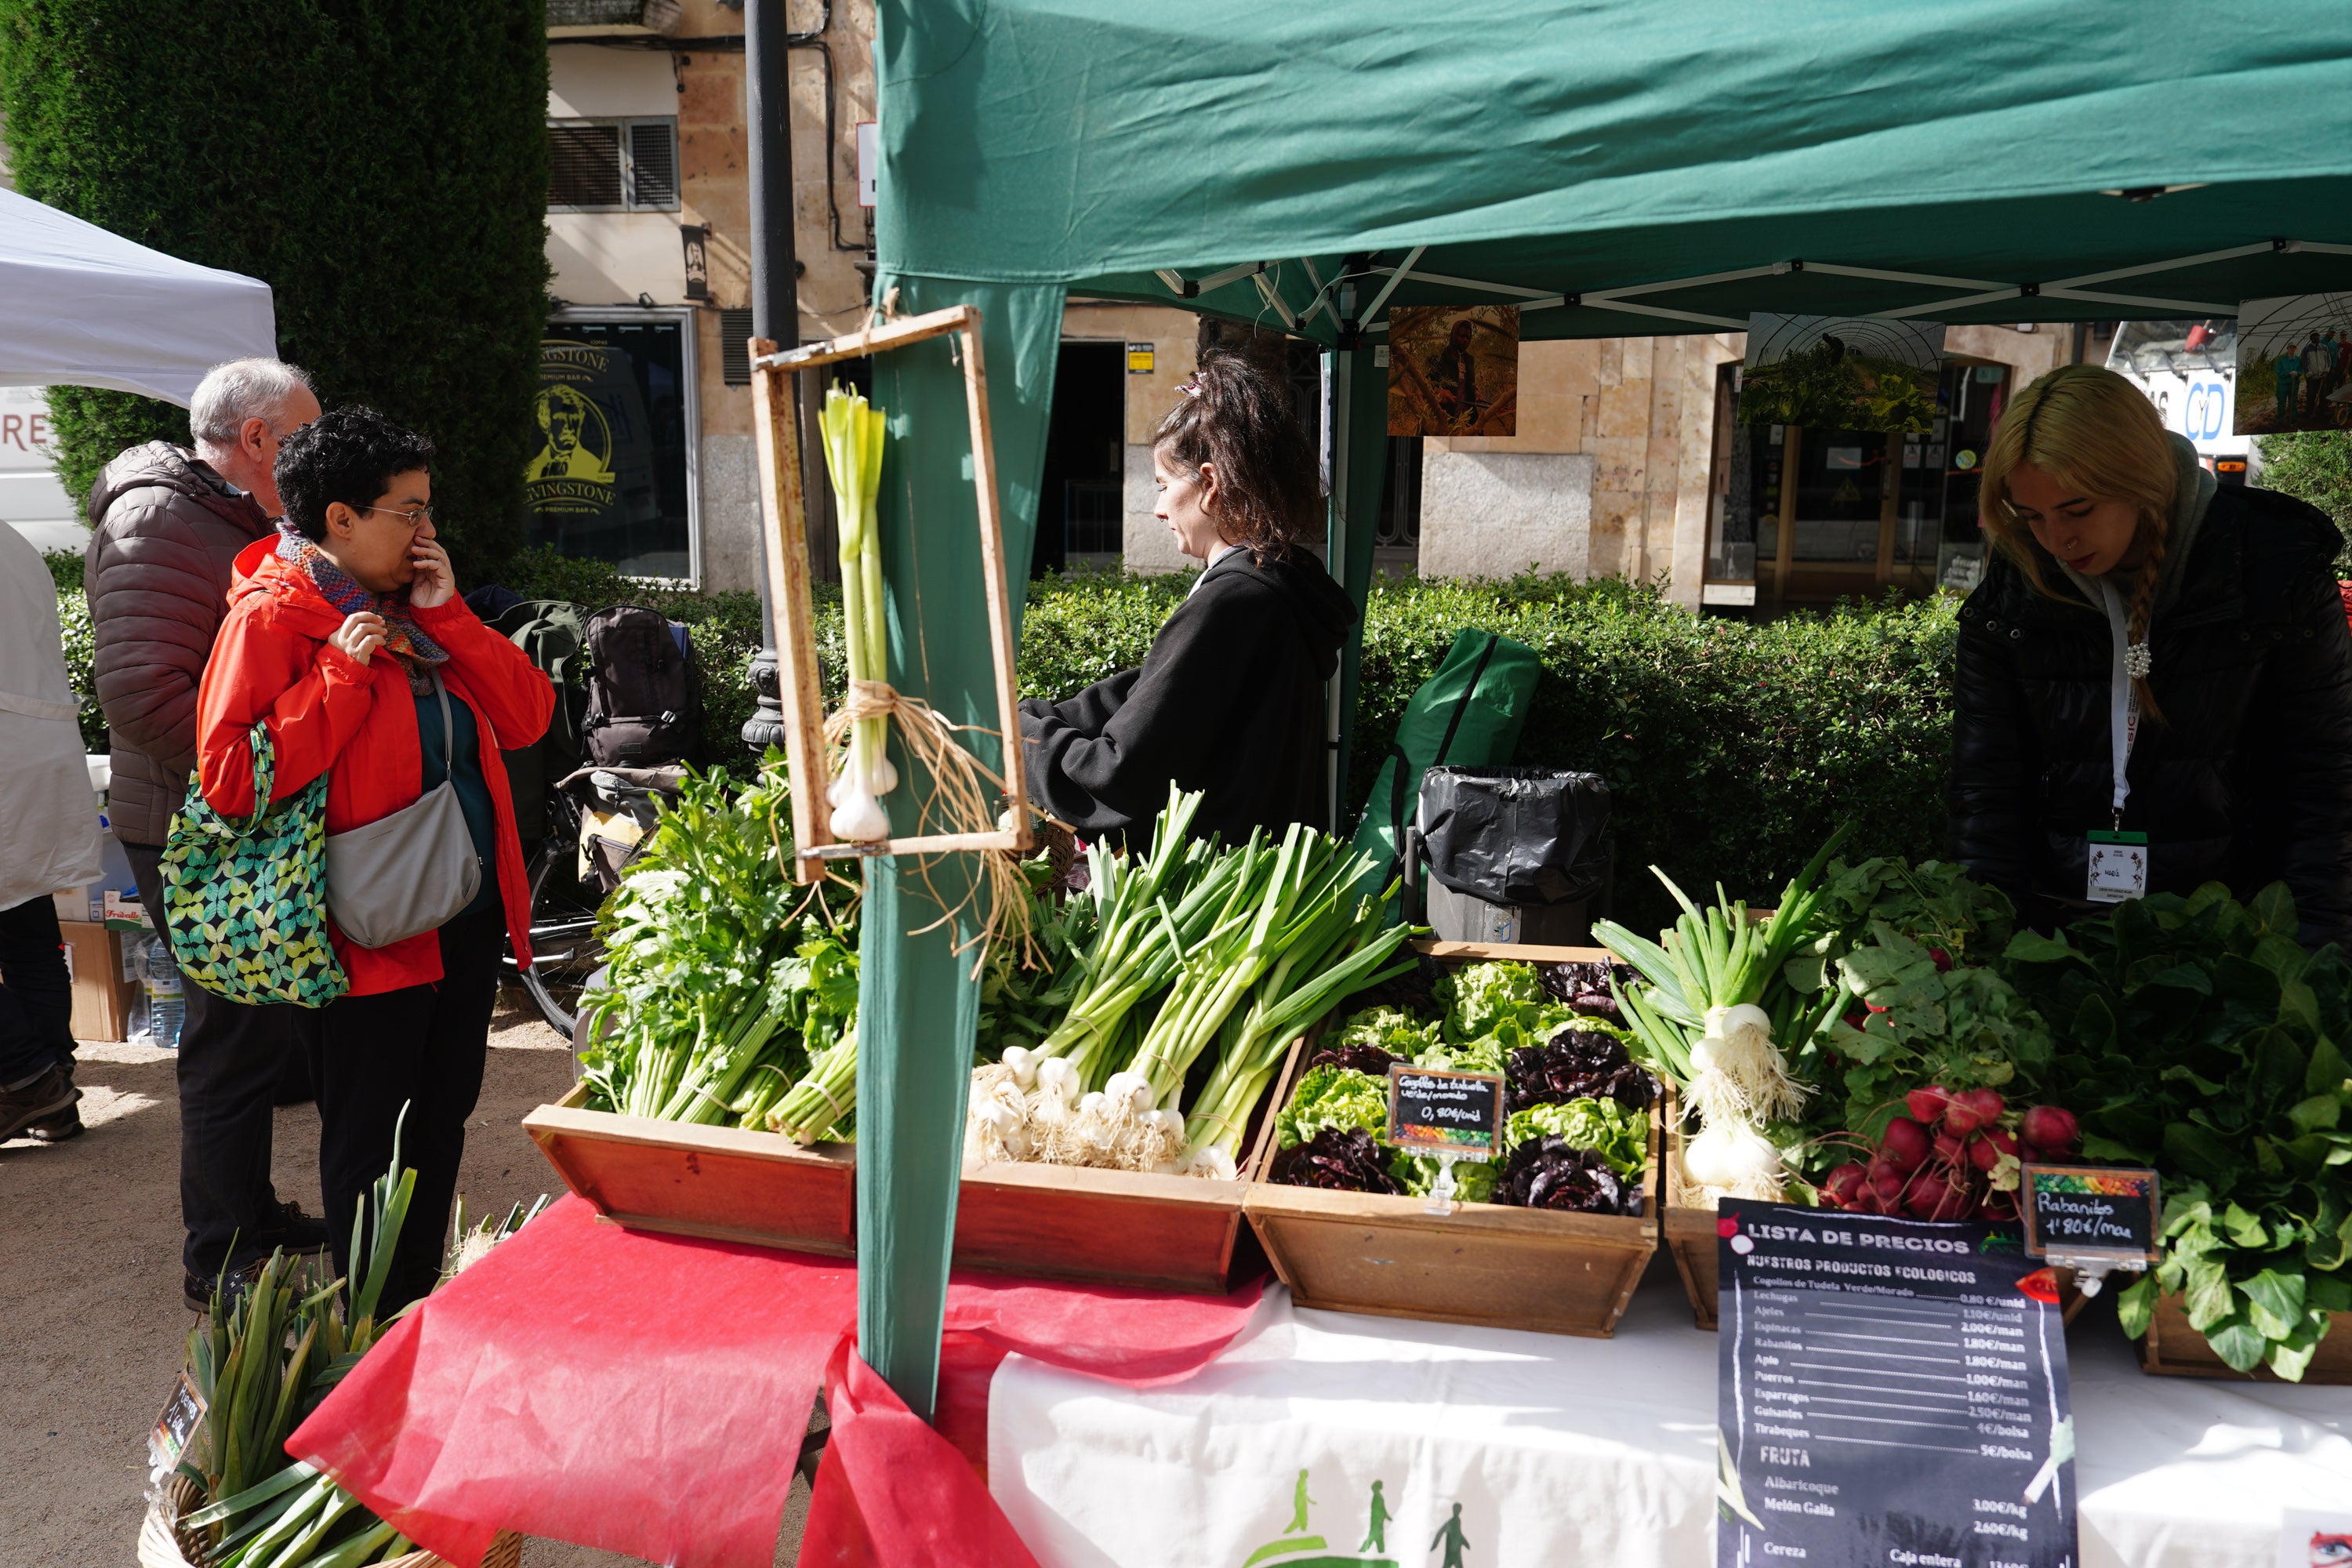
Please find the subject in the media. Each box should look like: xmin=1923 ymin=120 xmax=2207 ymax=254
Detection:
xmin=60 ymin=920 xmax=141 ymax=1043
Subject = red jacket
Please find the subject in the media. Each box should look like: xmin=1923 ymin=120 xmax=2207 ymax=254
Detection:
xmin=196 ymin=539 xmax=554 ymax=996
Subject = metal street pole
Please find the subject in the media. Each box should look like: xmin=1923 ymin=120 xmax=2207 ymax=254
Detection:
xmin=741 ymin=0 xmax=797 ymax=754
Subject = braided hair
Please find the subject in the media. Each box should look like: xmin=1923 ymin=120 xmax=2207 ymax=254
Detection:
xmin=1977 ymin=364 xmax=2177 ymax=718
xmin=1154 ymin=350 xmax=1321 ymax=564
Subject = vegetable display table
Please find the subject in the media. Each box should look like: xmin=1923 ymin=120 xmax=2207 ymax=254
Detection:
xmin=989 ymin=1257 xmax=2352 ymax=1568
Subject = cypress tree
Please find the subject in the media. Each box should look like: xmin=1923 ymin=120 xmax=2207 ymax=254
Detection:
xmin=0 ymin=0 xmax=550 ymax=572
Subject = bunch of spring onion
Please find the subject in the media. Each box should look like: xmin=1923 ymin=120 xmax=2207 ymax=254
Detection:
xmin=964 ymin=788 xmax=1421 ymax=1178
xmin=173 ymin=1133 xmax=422 ymax=1568
xmin=1592 ymin=827 xmax=1852 ymax=1204
xmin=821 ymin=383 xmax=894 ymax=842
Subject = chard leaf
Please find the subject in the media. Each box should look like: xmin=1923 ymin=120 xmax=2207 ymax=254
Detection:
xmin=2308 ymin=1035 xmax=2348 ymax=1097
xmin=2165 ymin=1122 xmax=2243 ymax=1183
xmin=2221 ymin=1202 xmax=2270 ymax=1249
xmin=2237 ymin=1268 xmax=2307 ymax=1338
xmin=2114 ymin=1272 xmax=2156 ymax=1339
xmin=2248 ymin=882 xmax=2299 ymax=941
xmin=2184 ymin=1255 xmax=2237 ymax=1331
xmin=2266 ymin=1312 xmax=2328 ymax=1382
xmin=2003 ymin=931 xmax=2080 ymax=965
xmin=2308 ymin=1272 xmax=2352 ymax=1313
xmin=2201 ymin=1311 xmax=2271 ymax=1374
xmin=2288 ymin=1094 xmax=2343 ymax=1134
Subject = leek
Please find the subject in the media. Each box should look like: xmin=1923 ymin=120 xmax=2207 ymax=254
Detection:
xmin=820 ymin=383 xmax=894 ymax=840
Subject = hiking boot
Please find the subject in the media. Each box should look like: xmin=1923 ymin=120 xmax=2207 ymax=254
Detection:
xmin=0 ymin=1067 xmax=78 ymax=1142
xmin=250 ymin=1200 xmax=332 ymax=1257
xmin=23 ymin=1104 xmax=85 ymax=1142
xmin=185 ymin=1258 xmax=271 ymax=1316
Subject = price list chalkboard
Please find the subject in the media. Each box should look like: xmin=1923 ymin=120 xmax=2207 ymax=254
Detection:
xmin=1715 ymin=1199 xmax=2078 ymax=1568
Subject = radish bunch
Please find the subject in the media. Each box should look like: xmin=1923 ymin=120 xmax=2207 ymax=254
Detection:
xmin=1817 ymin=1084 xmax=2079 ymax=1221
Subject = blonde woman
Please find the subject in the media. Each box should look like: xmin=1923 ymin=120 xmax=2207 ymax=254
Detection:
xmin=1951 ymin=364 xmax=2352 ymax=947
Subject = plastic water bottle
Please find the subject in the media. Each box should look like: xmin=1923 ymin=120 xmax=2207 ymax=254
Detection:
xmin=143 ymin=938 xmax=184 ymax=1050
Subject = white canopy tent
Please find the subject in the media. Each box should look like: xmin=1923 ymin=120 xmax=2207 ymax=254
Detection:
xmin=0 ymin=187 xmax=276 ymax=404
xmin=1 ymin=187 xmax=277 ymax=548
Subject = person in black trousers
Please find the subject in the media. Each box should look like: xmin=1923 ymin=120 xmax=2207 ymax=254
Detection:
xmin=0 ymin=897 xmax=79 ymax=1138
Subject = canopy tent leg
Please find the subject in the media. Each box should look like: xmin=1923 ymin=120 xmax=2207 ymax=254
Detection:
xmin=855 ymin=274 xmax=1063 ymax=1420
xmin=1325 ymin=343 xmax=1388 ymax=835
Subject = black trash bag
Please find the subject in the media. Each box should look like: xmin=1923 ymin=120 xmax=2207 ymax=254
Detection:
xmin=1418 ymin=765 xmax=1610 ymax=907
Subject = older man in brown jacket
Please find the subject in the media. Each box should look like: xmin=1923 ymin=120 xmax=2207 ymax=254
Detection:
xmin=84 ymin=357 xmax=329 ymax=1308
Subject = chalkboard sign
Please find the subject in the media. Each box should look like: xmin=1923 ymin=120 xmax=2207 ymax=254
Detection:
xmin=1385 ymin=1065 xmax=1503 ymax=1160
xmin=2020 ymin=1163 xmax=2161 ymax=1265
xmin=1716 ymin=1198 xmax=2078 ymax=1568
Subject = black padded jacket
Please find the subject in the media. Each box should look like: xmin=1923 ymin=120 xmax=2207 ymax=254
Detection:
xmin=1949 ymin=481 xmax=2352 ymax=950
xmin=1020 ymin=549 xmax=1357 ymax=848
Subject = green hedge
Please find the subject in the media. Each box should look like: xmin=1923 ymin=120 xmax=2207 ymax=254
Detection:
xmin=1018 ymin=571 xmax=1956 ymax=933
xmin=2259 ymin=431 xmax=2352 ymax=573
xmin=0 ymin=0 xmax=550 ymax=575
xmin=49 ymin=551 xmax=1958 ymax=928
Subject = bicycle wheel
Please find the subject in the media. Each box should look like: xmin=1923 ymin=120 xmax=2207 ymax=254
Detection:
xmin=516 ymin=805 xmax=606 ymax=1037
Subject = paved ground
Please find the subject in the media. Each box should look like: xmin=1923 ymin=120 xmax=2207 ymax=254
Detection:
xmin=0 ymin=985 xmax=806 ymax=1566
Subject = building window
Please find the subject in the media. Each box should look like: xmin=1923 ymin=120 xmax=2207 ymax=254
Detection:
xmin=526 ymin=313 xmax=698 ymax=581
xmin=720 ymin=308 xmax=753 ymax=387
xmin=547 ymin=118 xmax=680 ymax=212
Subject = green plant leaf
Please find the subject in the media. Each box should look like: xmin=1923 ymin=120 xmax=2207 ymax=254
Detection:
xmin=2221 ymin=1202 xmax=2270 ymax=1249
xmin=2114 ymin=1272 xmax=2156 ymax=1339
xmin=2237 ymin=1267 xmax=2308 ymax=1339
xmin=2183 ymin=1254 xmax=2237 ymax=1331
xmin=2202 ymin=1311 xmax=2272 ymax=1374
xmin=2003 ymin=931 xmax=2080 ymax=964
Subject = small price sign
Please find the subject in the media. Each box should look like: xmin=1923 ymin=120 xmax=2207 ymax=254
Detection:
xmin=1385 ymin=1065 xmax=1503 ymax=1161
xmin=2020 ymin=1163 xmax=2161 ymax=1266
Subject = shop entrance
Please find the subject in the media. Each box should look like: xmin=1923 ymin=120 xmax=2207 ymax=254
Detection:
xmin=1030 ymin=340 xmax=1125 ymax=577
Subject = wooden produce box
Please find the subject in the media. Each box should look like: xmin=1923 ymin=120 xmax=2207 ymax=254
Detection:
xmin=951 ymin=1044 xmax=1294 ymax=1295
xmin=2138 ymin=1287 xmax=2352 ymax=1385
xmin=60 ymin=919 xmax=140 ymax=1043
xmin=524 ymin=1083 xmax=857 ymax=1256
xmin=1243 ymin=941 xmax=1659 ymax=1338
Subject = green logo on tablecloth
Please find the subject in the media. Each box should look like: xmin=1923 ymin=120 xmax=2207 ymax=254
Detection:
xmin=1240 ymin=1469 xmax=1433 ymax=1567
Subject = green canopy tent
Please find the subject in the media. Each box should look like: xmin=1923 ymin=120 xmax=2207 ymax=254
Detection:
xmin=847 ymin=0 xmax=2352 ymax=1417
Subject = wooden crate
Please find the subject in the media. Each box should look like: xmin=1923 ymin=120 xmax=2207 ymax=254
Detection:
xmin=1242 ymin=985 xmax=1661 ymax=1339
xmin=524 ymin=1083 xmax=857 ymax=1256
xmin=2139 ymin=1287 xmax=2352 ymax=1385
xmin=950 ymin=1044 xmax=1293 ymax=1294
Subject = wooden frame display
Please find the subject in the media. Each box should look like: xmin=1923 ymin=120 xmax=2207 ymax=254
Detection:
xmin=749 ymin=305 xmax=1035 ymax=883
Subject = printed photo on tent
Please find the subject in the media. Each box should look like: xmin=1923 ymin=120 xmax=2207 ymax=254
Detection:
xmin=1388 ymin=305 xmax=1519 ymax=437
xmin=1737 ymin=315 xmax=1946 ymax=434
xmin=2234 ymin=294 xmax=2352 ymax=435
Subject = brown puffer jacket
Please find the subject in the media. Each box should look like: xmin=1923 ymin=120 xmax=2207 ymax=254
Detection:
xmin=85 ymin=442 xmax=274 ymax=847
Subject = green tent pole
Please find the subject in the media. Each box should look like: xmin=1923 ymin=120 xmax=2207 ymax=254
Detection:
xmin=852 ymin=274 xmax=1062 ymax=1421
xmin=1327 ymin=343 xmax=1388 ymax=832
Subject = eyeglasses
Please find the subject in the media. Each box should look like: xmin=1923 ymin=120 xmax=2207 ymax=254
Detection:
xmin=361 ymin=504 xmax=435 ymax=530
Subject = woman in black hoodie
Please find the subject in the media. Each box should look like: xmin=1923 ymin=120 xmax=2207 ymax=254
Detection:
xmin=1951 ymin=364 xmax=2352 ymax=949
xmin=1022 ymin=351 xmax=1356 ymax=846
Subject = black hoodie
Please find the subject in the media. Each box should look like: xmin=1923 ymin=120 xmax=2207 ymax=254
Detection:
xmin=1021 ymin=549 xmax=1358 ymax=845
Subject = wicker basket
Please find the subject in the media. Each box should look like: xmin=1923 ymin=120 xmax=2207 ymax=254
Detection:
xmin=140 ymin=1473 xmax=523 ymax=1568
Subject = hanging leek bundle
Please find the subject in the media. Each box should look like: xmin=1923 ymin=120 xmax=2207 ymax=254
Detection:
xmin=813 ymin=381 xmax=1033 ymax=964
xmin=822 ymin=385 xmax=895 ymax=841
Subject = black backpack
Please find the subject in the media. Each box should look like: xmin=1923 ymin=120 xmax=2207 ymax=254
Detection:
xmin=582 ymin=604 xmax=702 ymax=768
xmin=482 ymin=598 xmax=590 ymax=841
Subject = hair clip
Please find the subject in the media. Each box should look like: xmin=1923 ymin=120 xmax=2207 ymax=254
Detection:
xmin=1177 ymin=377 xmax=1203 ymax=397
xmin=2125 ymin=642 xmax=2152 ymax=679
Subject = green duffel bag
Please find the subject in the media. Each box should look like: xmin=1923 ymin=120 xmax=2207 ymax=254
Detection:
xmin=1348 ymin=627 xmax=1540 ymax=898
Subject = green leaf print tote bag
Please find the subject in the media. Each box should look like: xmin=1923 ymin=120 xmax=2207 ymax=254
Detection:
xmin=162 ymin=720 xmax=349 ymax=1007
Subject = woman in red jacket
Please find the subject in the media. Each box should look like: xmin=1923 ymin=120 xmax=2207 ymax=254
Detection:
xmin=196 ymin=406 xmax=553 ymax=1310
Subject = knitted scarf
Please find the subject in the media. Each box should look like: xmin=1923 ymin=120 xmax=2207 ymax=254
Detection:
xmin=276 ymin=522 xmax=450 ymax=677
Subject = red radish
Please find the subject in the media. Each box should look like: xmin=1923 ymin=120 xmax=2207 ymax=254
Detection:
xmin=1928 ymin=947 xmax=1953 ymax=972
xmin=1880 ymin=1116 xmax=1931 ymax=1172
xmin=1822 ymin=1163 xmax=1867 ymax=1208
xmin=1969 ymin=1128 xmax=2019 ymax=1172
xmin=1905 ymin=1084 xmax=1954 ymax=1124
xmin=1843 ymin=1008 xmax=1869 ymax=1029
xmin=1943 ymin=1088 xmax=2005 ymax=1136
xmin=1933 ymin=1131 xmax=1966 ymax=1164
xmin=2020 ymin=1105 xmax=2078 ymax=1152
xmin=1904 ymin=1170 xmax=1969 ymax=1220
xmin=1980 ymin=1191 xmax=2019 ymax=1221
xmin=1869 ymin=1164 xmax=1906 ymax=1207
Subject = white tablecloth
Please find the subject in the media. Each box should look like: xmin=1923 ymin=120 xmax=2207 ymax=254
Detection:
xmin=988 ymin=1257 xmax=2352 ymax=1568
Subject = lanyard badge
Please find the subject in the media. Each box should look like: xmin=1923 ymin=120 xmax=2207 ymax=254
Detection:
xmin=2089 ymin=580 xmax=2149 ymax=903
